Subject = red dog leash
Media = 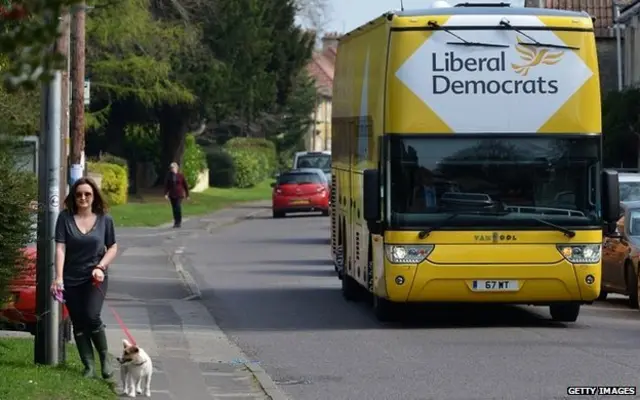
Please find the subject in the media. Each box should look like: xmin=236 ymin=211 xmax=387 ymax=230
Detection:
xmin=93 ymin=278 xmax=137 ymax=346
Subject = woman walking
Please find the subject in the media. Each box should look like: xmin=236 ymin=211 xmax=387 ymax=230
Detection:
xmin=164 ymin=162 xmax=189 ymax=228
xmin=50 ymin=177 xmax=118 ymax=379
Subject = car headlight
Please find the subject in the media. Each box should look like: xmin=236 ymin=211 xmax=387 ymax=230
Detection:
xmin=385 ymin=245 xmax=434 ymax=264
xmin=556 ymin=244 xmax=601 ymax=264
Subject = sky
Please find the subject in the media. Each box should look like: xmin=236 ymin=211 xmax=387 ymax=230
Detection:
xmin=323 ymin=0 xmax=525 ymax=33
xmin=324 ymin=0 xmax=425 ymax=33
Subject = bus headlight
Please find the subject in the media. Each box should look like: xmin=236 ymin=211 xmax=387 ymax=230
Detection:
xmin=556 ymin=244 xmax=601 ymax=264
xmin=385 ymin=245 xmax=434 ymax=264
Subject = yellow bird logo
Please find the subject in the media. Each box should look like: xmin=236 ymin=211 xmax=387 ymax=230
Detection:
xmin=511 ymin=36 xmax=564 ymax=76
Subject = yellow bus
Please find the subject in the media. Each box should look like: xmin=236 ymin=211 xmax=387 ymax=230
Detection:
xmin=330 ymin=2 xmax=621 ymax=323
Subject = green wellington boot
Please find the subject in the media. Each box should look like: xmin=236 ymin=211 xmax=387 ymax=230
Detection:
xmin=90 ymin=327 xmax=113 ymax=379
xmin=74 ymin=332 xmax=96 ymax=378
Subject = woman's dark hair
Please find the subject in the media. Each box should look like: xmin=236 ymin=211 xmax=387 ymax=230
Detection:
xmin=63 ymin=177 xmax=109 ymax=215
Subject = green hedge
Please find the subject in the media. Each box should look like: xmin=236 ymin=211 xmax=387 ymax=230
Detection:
xmin=86 ymin=162 xmax=129 ymax=206
xmin=225 ymin=138 xmax=276 ymax=174
xmin=204 ymin=146 xmax=235 ymax=188
xmin=204 ymin=138 xmax=282 ymax=188
xmin=182 ymin=135 xmax=207 ymax=189
xmin=95 ymin=153 xmax=128 ymax=169
xmin=226 ymin=147 xmax=262 ymax=188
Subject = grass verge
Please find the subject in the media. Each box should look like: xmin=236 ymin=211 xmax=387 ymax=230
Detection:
xmin=0 ymin=337 xmax=116 ymax=400
xmin=110 ymin=180 xmax=274 ymax=227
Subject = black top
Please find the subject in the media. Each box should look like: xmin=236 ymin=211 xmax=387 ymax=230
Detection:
xmin=54 ymin=209 xmax=117 ymax=286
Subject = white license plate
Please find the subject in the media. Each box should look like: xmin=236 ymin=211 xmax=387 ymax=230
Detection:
xmin=472 ymin=280 xmax=519 ymax=292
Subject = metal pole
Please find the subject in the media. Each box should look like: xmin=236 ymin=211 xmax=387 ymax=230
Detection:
xmin=34 ymin=52 xmax=62 ymax=366
xmin=615 ymin=2 xmax=624 ymax=91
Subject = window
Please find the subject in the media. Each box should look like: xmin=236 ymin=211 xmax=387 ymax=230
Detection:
xmin=278 ymin=172 xmax=323 ymax=185
xmin=388 ymin=136 xmax=600 ymax=228
xmin=620 ymin=181 xmax=640 ymax=202
xmin=11 ymin=141 xmax=37 ymax=174
xmin=295 ymin=154 xmax=331 ymax=173
xmin=629 ymin=210 xmax=640 ymax=236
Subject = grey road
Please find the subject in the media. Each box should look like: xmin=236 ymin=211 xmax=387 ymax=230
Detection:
xmin=181 ymin=213 xmax=640 ymax=400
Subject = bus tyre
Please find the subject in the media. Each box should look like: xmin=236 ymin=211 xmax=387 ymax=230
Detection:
xmin=341 ymin=273 xmax=359 ymax=301
xmin=373 ymin=296 xmax=396 ymax=322
xmin=549 ymin=303 xmax=580 ymax=322
xmin=626 ymin=263 xmax=639 ymax=309
xmin=597 ymin=289 xmax=608 ymax=301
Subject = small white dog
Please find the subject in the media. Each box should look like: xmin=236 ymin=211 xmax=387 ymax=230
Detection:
xmin=116 ymin=339 xmax=153 ymax=398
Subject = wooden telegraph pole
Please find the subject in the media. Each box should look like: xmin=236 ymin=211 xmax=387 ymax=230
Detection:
xmin=55 ymin=7 xmax=71 ymax=363
xmin=69 ymin=2 xmax=86 ymax=173
xmin=57 ymin=10 xmax=70 ymax=194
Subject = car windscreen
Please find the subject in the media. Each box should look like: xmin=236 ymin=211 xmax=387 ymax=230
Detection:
xmin=295 ymin=154 xmax=331 ymax=172
xmin=620 ymin=181 xmax=640 ymax=202
xmin=629 ymin=210 xmax=640 ymax=236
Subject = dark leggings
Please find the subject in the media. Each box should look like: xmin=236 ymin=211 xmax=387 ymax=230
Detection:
xmin=170 ymin=197 xmax=182 ymax=225
xmin=64 ymin=276 xmax=108 ymax=335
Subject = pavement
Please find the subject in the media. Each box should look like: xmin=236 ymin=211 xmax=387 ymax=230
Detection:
xmin=103 ymin=201 xmax=286 ymax=399
xmin=175 ymin=210 xmax=640 ymax=400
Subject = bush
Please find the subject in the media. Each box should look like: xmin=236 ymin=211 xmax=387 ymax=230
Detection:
xmin=97 ymin=153 xmax=128 ymax=169
xmin=203 ymin=146 xmax=236 ymax=188
xmin=0 ymin=140 xmax=37 ymax=304
xmin=226 ymin=147 xmax=262 ymax=188
xmin=277 ymin=150 xmax=295 ymax=172
xmin=223 ymin=138 xmax=277 ymax=180
xmin=86 ymin=162 xmax=129 ymax=206
xmin=182 ymin=135 xmax=207 ymax=189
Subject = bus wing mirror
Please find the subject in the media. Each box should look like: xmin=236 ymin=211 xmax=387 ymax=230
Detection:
xmin=363 ymin=169 xmax=380 ymax=221
xmin=601 ymin=169 xmax=620 ymax=225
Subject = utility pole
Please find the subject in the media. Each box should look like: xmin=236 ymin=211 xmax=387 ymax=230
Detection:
xmin=59 ymin=9 xmax=70 ymax=192
xmin=69 ymin=1 xmax=86 ymax=182
xmin=34 ymin=13 xmax=62 ymax=366
xmin=55 ymin=8 xmax=71 ymax=364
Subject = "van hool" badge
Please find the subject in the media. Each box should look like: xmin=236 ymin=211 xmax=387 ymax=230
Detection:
xmin=474 ymin=233 xmax=518 ymax=243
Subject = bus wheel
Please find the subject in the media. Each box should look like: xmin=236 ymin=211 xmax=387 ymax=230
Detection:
xmin=341 ymin=271 xmax=359 ymax=301
xmin=625 ymin=262 xmax=639 ymax=309
xmin=549 ymin=303 xmax=580 ymax=322
xmin=373 ymin=296 xmax=396 ymax=322
xmin=596 ymin=289 xmax=608 ymax=301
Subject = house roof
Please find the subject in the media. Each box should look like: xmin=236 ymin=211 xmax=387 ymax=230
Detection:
xmin=542 ymin=0 xmax=632 ymax=37
xmin=306 ymin=33 xmax=339 ymax=98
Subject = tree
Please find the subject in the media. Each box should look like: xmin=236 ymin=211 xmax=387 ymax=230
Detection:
xmin=294 ymin=0 xmax=329 ymax=31
xmin=271 ymin=70 xmax=317 ymax=155
xmin=201 ymin=0 xmax=315 ymax=143
xmin=602 ymin=89 xmax=640 ymax=168
xmin=0 ymin=138 xmax=37 ymax=309
xmin=84 ymin=0 xmax=195 ymax=158
xmin=0 ymin=81 xmax=39 ymax=136
xmin=0 ymin=0 xmax=83 ymax=91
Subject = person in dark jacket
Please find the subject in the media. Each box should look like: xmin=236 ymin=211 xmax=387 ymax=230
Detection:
xmin=164 ymin=162 xmax=189 ymax=228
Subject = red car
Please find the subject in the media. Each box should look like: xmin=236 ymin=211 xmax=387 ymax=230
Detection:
xmin=0 ymin=246 xmax=71 ymax=341
xmin=272 ymin=169 xmax=330 ymax=218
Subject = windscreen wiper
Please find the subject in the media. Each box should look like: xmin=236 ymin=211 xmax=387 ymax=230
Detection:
xmin=528 ymin=217 xmax=576 ymax=238
xmin=417 ymin=210 xmax=576 ymax=239
xmin=418 ymin=211 xmax=508 ymax=239
xmin=428 ymin=21 xmax=508 ymax=48
xmin=499 ymin=19 xmax=579 ymax=50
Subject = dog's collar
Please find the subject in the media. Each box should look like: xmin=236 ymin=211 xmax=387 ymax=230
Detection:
xmin=131 ymin=360 xmax=148 ymax=366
